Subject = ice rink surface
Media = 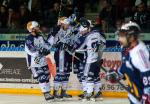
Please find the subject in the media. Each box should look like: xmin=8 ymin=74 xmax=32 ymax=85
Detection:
xmin=0 ymin=94 xmax=129 ymax=104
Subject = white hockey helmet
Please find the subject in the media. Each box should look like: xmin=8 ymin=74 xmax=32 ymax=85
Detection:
xmin=57 ymin=17 xmax=70 ymax=25
xmin=118 ymin=21 xmax=141 ymax=38
xmin=27 ymin=21 xmax=40 ymax=32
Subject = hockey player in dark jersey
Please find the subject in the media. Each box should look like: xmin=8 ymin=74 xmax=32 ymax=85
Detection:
xmin=25 ymin=21 xmax=54 ymax=101
xmin=106 ymin=21 xmax=150 ymax=104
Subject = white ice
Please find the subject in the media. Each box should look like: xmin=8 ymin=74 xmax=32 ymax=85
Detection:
xmin=0 ymin=94 xmax=129 ymax=104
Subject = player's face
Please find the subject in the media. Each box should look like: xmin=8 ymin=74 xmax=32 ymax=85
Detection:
xmin=118 ymin=32 xmax=128 ymax=47
xmin=62 ymin=24 xmax=69 ymax=30
xmin=79 ymin=25 xmax=89 ymax=35
xmin=80 ymin=29 xmax=88 ymax=35
xmin=64 ymin=24 xmax=69 ymax=29
xmin=137 ymin=3 xmax=145 ymax=12
xmin=35 ymin=26 xmax=40 ymax=30
xmin=31 ymin=27 xmax=41 ymax=36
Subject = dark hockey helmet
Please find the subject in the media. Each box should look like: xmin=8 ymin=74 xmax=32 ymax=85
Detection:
xmin=118 ymin=21 xmax=141 ymax=38
xmin=79 ymin=17 xmax=90 ymax=28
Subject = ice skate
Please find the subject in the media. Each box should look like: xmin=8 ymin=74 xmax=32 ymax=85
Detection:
xmin=44 ymin=92 xmax=54 ymax=102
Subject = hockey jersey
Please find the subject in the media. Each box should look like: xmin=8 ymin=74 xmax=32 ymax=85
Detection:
xmin=25 ymin=34 xmax=49 ymax=68
xmin=78 ymin=30 xmax=106 ymax=63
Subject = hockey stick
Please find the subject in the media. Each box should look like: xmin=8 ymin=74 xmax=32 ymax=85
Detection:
xmin=65 ymin=49 xmax=81 ymax=61
xmin=101 ymin=66 xmax=140 ymax=102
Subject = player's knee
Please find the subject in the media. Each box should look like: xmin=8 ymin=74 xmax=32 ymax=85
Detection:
xmin=65 ymin=76 xmax=69 ymax=82
xmin=87 ymin=72 xmax=94 ymax=82
xmin=81 ymin=75 xmax=86 ymax=81
xmin=36 ymin=69 xmax=44 ymax=76
xmin=79 ymin=64 xmax=84 ymax=71
xmin=61 ymin=74 xmax=69 ymax=82
xmin=66 ymin=73 xmax=70 ymax=77
xmin=73 ymin=68 xmax=78 ymax=74
xmin=88 ymin=71 xmax=94 ymax=77
xmin=54 ymin=73 xmax=61 ymax=82
xmin=38 ymin=74 xmax=49 ymax=83
xmin=80 ymin=72 xmax=84 ymax=76
xmin=77 ymin=74 xmax=81 ymax=79
xmin=87 ymin=76 xmax=94 ymax=82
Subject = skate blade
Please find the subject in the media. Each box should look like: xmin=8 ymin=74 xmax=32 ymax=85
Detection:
xmin=43 ymin=99 xmax=54 ymax=104
xmin=54 ymin=98 xmax=64 ymax=102
xmin=90 ymin=98 xmax=96 ymax=102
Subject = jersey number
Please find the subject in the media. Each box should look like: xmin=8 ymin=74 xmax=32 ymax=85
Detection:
xmin=91 ymin=41 xmax=99 ymax=52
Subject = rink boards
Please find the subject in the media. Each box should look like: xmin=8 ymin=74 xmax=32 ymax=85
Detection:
xmin=0 ymin=51 xmax=127 ymax=98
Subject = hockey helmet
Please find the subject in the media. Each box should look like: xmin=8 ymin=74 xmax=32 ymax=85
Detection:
xmin=58 ymin=17 xmax=70 ymax=25
xmin=79 ymin=17 xmax=90 ymax=28
xmin=79 ymin=17 xmax=90 ymax=32
xmin=118 ymin=21 xmax=141 ymax=38
xmin=27 ymin=21 xmax=40 ymax=32
xmin=69 ymin=14 xmax=77 ymax=23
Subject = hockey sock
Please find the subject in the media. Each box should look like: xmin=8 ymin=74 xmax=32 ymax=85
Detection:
xmin=39 ymin=82 xmax=50 ymax=93
xmin=86 ymin=82 xmax=94 ymax=94
xmin=62 ymin=81 xmax=68 ymax=91
xmin=54 ymin=82 xmax=61 ymax=91
xmin=94 ymin=81 xmax=102 ymax=93
xmin=82 ymin=81 xmax=87 ymax=92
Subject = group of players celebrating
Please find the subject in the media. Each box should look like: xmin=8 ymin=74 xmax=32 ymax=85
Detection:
xmin=25 ymin=14 xmax=150 ymax=104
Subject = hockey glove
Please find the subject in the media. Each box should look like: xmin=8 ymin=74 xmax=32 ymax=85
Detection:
xmin=39 ymin=47 xmax=50 ymax=56
xmin=63 ymin=43 xmax=69 ymax=50
xmin=142 ymin=94 xmax=150 ymax=104
xmin=61 ymin=43 xmax=72 ymax=50
xmin=34 ymin=56 xmax=41 ymax=64
xmin=106 ymin=70 xmax=120 ymax=84
xmin=142 ymin=87 xmax=150 ymax=104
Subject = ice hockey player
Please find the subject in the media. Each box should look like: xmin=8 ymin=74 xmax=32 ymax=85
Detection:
xmin=106 ymin=21 xmax=150 ymax=104
xmin=72 ymin=31 xmax=87 ymax=100
xmin=25 ymin=21 xmax=54 ymax=101
xmin=74 ymin=17 xmax=106 ymax=101
xmin=67 ymin=14 xmax=87 ymax=99
xmin=48 ymin=17 xmax=73 ymax=100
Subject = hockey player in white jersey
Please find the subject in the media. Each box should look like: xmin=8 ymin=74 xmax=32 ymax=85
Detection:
xmin=106 ymin=21 xmax=150 ymax=104
xmin=47 ymin=17 xmax=73 ymax=100
xmin=75 ymin=17 xmax=106 ymax=101
xmin=25 ymin=21 xmax=54 ymax=101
